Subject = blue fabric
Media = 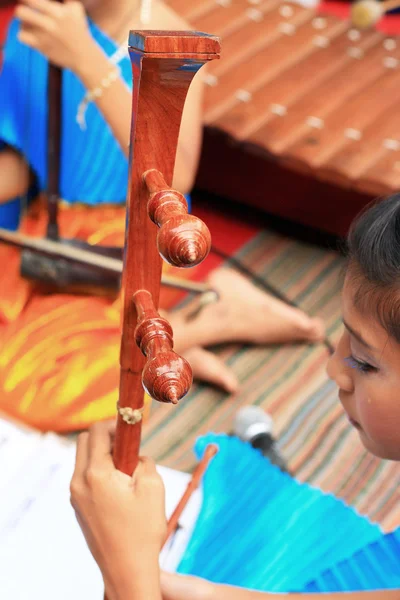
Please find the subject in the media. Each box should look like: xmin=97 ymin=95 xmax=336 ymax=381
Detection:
xmin=0 ymin=17 xmax=131 ymax=205
xmin=0 ymin=18 xmax=191 ymax=225
xmin=0 ymin=197 xmax=21 ymax=230
xmin=304 ymin=528 xmax=400 ymax=592
xmin=177 ymin=434 xmax=391 ymax=593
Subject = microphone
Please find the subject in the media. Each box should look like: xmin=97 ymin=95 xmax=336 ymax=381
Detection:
xmin=233 ymin=406 xmax=289 ymax=473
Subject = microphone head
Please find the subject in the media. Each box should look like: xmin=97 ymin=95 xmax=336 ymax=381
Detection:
xmin=233 ymin=406 xmax=273 ymax=442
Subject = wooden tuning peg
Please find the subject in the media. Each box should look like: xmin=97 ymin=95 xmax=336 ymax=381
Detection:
xmin=143 ymin=169 xmax=211 ymax=268
xmin=133 ymin=290 xmax=192 ymax=404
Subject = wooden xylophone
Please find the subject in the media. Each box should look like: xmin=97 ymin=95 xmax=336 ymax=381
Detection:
xmin=167 ymin=0 xmax=400 ymax=205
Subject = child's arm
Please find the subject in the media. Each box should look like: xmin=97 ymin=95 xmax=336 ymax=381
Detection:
xmin=15 ymin=0 xmax=203 ymax=195
xmin=161 ymin=573 xmax=400 ymax=600
xmin=70 ymin=421 xmax=166 ymax=600
xmin=69 ymin=426 xmax=399 ymax=600
xmin=0 ymin=148 xmax=30 ymax=204
xmin=210 ymin=586 xmax=400 ymax=600
xmin=74 ymin=1 xmax=204 ymax=195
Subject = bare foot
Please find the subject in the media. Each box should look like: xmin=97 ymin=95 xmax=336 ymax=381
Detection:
xmin=183 ymin=346 xmax=239 ymax=394
xmin=171 ymin=269 xmax=325 ymax=353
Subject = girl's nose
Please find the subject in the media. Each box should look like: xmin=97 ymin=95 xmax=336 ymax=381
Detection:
xmin=326 ymin=334 xmax=354 ymax=393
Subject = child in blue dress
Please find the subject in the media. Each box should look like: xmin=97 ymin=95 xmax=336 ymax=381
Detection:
xmin=71 ymin=193 xmax=400 ymax=600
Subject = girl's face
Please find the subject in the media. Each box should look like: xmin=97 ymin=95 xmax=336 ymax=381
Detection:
xmin=327 ymin=275 xmax=400 ymax=460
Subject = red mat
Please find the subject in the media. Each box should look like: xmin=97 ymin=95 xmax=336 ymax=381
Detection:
xmin=0 ymin=5 xmax=12 ymax=47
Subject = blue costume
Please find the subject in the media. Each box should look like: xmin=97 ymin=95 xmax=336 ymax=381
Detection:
xmin=0 ymin=17 xmax=131 ymax=206
xmin=178 ymin=434 xmax=400 ymax=593
xmin=0 ymin=17 xmax=190 ymax=228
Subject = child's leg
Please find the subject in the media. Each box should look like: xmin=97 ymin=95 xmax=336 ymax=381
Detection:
xmin=171 ymin=269 xmax=325 ymax=353
xmin=167 ymin=269 xmax=325 ymax=391
xmin=0 ymin=148 xmax=30 ymax=204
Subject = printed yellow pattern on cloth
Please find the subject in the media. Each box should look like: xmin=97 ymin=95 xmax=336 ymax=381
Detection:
xmin=0 ymin=199 xmax=186 ymax=431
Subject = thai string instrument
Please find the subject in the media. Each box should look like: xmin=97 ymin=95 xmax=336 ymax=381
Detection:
xmin=108 ymin=29 xmax=220 ymax=600
xmin=166 ymin=0 xmax=400 ymax=199
xmin=16 ymin=31 xmax=124 ymax=296
xmin=0 ymin=1 xmax=212 ymax=299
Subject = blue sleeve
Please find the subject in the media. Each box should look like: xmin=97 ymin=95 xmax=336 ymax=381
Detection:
xmin=0 ymin=19 xmax=41 ymax=213
xmin=0 ymin=18 xmax=26 ymax=153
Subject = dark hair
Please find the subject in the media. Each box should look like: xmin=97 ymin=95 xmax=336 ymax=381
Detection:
xmin=347 ymin=193 xmax=400 ymax=343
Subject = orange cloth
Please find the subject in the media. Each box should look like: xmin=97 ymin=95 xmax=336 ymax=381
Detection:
xmin=0 ymin=200 xmax=186 ymax=432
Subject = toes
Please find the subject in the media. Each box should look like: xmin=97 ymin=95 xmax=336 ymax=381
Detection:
xmin=183 ymin=347 xmax=239 ymax=394
xmin=307 ymin=317 xmax=326 ymax=342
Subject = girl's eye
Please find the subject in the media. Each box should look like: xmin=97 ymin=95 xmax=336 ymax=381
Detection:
xmin=344 ymin=355 xmax=376 ymax=374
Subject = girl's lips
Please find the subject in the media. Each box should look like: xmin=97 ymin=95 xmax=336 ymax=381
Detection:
xmin=338 ymin=394 xmax=362 ymax=430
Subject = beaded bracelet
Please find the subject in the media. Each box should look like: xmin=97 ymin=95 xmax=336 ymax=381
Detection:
xmin=76 ymin=67 xmax=120 ymax=131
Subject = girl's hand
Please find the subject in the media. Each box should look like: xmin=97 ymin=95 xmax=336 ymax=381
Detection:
xmin=70 ymin=421 xmax=167 ymax=597
xmin=161 ymin=572 xmax=214 ymax=600
xmin=16 ymin=0 xmax=94 ymax=71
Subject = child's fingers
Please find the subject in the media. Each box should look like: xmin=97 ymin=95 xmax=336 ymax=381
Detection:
xmin=136 ymin=456 xmax=158 ymax=476
xmin=73 ymin=431 xmax=90 ymax=477
xmin=106 ymin=419 xmax=117 ymax=438
xmin=17 ymin=29 xmax=38 ymax=48
xmin=70 ymin=431 xmax=89 ymax=507
xmin=18 ymin=0 xmax=62 ymax=17
xmin=15 ymin=5 xmax=53 ymax=30
xmin=87 ymin=421 xmax=115 ymax=472
xmin=134 ymin=457 xmax=164 ymax=491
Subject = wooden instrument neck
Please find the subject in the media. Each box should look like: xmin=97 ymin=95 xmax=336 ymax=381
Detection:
xmin=114 ymin=30 xmax=220 ymax=476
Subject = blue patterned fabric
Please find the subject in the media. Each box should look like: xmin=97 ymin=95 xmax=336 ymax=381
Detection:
xmin=0 ymin=197 xmax=20 ymax=230
xmin=0 ymin=18 xmax=190 ymax=227
xmin=304 ymin=528 xmax=400 ymax=592
xmin=0 ymin=17 xmax=131 ymax=205
xmin=177 ymin=434 xmax=397 ymax=593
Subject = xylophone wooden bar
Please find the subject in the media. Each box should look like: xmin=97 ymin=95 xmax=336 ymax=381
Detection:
xmin=206 ymin=15 xmax=349 ymax=130
xmin=318 ymin=106 xmax=400 ymax=187
xmin=166 ymin=0 xmax=400 ymax=196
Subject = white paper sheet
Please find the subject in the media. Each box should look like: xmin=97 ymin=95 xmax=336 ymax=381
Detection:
xmin=0 ymin=418 xmax=201 ymax=599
